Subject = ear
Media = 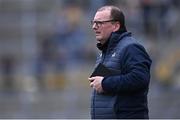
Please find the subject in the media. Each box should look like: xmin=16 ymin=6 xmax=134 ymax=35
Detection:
xmin=113 ymin=22 xmax=120 ymax=32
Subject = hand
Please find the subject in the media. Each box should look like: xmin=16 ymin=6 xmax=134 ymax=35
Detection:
xmin=88 ymin=76 xmax=104 ymax=93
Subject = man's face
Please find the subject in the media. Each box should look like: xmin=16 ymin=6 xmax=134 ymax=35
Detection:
xmin=92 ymin=9 xmax=116 ymax=44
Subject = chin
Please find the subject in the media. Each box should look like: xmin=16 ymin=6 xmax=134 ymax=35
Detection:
xmin=96 ymin=37 xmax=102 ymax=41
xmin=96 ymin=39 xmax=102 ymax=44
xmin=97 ymin=41 xmax=105 ymax=45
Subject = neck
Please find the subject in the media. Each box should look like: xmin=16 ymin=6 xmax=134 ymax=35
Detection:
xmin=96 ymin=29 xmax=127 ymax=51
xmin=97 ymin=39 xmax=109 ymax=51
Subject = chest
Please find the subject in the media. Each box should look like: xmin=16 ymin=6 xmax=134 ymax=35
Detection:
xmin=96 ymin=49 xmax=123 ymax=71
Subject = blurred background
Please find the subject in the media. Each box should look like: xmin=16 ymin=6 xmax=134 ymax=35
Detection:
xmin=0 ymin=0 xmax=180 ymax=119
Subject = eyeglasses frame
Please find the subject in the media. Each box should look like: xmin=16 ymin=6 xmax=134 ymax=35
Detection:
xmin=91 ymin=19 xmax=118 ymax=27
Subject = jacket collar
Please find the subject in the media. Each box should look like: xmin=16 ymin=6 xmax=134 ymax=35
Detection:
xmin=97 ymin=31 xmax=132 ymax=51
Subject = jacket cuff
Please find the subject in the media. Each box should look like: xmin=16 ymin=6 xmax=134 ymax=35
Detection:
xmin=102 ymin=76 xmax=111 ymax=92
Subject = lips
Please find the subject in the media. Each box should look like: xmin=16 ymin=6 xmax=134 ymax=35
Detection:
xmin=94 ymin=31 xmax=101 ymax=42
xmin=96 ymin=34 xmax=100 ymax=36
xmin=95 ymin=31 xmax=101 ymax=36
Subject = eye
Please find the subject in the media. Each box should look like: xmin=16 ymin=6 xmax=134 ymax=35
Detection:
xmin=91 ymin=20 xmax=115 ymax=27
xmin=96 ymin=21 xmax=103 ymax=25
xmin=91 ymin=21 xmax=103 ymax=26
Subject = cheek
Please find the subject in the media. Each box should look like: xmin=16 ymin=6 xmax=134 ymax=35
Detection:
xmin=103 ymin=30 xmax=112 ymax=38
xmin=103 ymin=27 xmax=113 ymax=36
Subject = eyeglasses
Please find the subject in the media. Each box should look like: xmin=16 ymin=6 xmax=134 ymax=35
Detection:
xmin=91 ymin=19 xmax=117 ymax=27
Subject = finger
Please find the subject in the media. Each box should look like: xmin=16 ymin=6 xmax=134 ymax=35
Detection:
xmin=90 ymin=82 xmax=94 ymax=87
xmin=88 ymin=77 xmax=95 ymax=80
xmin=88 ymin=77 xmax=95 ymax=82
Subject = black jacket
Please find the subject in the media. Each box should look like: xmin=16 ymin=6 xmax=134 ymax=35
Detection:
xmin=91 ymin=31 xmax=152 ymax=119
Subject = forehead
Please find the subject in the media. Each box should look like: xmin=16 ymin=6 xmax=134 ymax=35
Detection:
xmin=94 ymin=9 xmax=111 ymax=20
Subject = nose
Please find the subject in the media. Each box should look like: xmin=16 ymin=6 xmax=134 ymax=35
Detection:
xmin=92 ymin=23 xmax=98 ymax=30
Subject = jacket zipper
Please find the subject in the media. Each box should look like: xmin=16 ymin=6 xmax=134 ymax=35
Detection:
xmin=93 ymin=51 xmax=106 ymax=118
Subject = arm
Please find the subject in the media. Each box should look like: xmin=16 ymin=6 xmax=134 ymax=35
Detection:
xmin=102 ymin=44 xmax=152 ymax=94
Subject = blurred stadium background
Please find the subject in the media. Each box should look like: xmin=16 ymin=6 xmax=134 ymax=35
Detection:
xmin=0 ymin=0 xmax=180 ymax=119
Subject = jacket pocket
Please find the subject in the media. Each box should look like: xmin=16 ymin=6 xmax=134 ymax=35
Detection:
xmin=93 ymin=93 xmax=118 ymax=118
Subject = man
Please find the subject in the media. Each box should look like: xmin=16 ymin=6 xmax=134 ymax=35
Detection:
xmin=89 ymin=5 xmax=152 ymax=119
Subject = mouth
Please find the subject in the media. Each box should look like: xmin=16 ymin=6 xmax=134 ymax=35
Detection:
xmin=94 ymin=31 xmax=102 ymax=42
xmin=95 ymin=32 xmax=101 ymax=36
xmin=95 ymin=31 xmax=100 ymax=34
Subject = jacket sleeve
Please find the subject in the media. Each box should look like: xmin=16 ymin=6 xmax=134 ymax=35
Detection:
xmin=102 ymin=44 xmax=152 ymax=94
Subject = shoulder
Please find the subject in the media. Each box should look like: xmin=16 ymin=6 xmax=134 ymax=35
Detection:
xmin=122 ymin=42 xmax=152 ymax=65
xmin=116 ymin=36 xmax=140 ymax=52
xmin=117 ymin=36 xmax=151 ymax=59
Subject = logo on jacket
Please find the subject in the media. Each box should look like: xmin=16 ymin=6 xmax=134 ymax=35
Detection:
xmin=112 ymin=52 xmax=116 ymax=57
xmin=99 ymin=53 xmax=102 ymax=57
